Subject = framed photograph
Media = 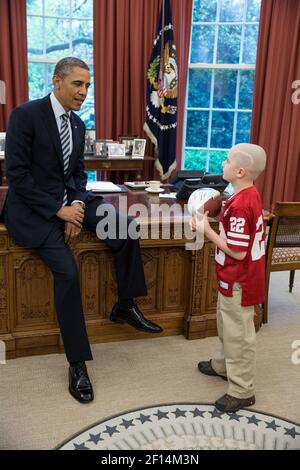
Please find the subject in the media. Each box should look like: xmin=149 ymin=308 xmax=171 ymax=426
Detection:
xmin=107 ymin=142 xmax=126 ymax=157
xmin=84 ymin=129 xmax=96 ymax=154
xmin=94 ymin=140 xmax=108 ymax=158
xmin=0 ymin=132 xmax=5 ymax=156
xmin=132 ymin=138 xmax=146 ymax=158
xmin=119 ymin=135 xmax=137 ymax=156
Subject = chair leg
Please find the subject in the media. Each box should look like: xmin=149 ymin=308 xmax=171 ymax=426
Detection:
xmin=289 ymin=270 xmax=295 ymax=293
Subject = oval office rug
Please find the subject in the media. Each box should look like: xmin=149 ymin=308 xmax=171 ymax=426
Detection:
xmin=56 ymin=403 xmax=300 ymax=450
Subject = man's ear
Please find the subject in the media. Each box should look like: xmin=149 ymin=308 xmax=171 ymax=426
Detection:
xmin=52 ymin=75 xmax=61 ymax=91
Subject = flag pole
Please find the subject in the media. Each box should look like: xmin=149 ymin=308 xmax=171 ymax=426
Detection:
xmin=159 ymin=0 xmax=165 ymax=92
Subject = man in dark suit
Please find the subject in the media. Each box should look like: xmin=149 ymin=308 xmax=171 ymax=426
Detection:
xmin=4 ymin=57 xmax=162 ymax=404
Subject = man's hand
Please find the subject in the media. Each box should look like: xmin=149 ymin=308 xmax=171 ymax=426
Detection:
xmin=56 ymin=203 xmax=84 ymax=228
xmin=64 ymin=221 xmax=82 ymax=243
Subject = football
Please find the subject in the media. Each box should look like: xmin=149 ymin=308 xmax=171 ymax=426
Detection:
xmin=188 ymin=188 xmax=223 ymax=218
xmin=203 ymin=194 xmax=223 ymax=218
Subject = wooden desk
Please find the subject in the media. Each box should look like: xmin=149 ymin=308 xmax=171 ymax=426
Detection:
xmin=0 ymin=187 xmax=262 ymax=359
xmin=84 ymin=155 xmax=155 ymax=182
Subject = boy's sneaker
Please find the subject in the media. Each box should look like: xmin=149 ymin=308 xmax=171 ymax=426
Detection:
xmin=198 ymin=360 xmax=227 ymax=381
xmin=215 ymin=394 xmax=255 ymax=413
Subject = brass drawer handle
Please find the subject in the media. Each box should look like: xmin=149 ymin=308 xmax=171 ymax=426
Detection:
xmin=102 ymin=163 xmax=111 ymax=169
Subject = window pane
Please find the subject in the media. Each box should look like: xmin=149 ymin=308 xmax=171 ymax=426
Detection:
xmin=208 ymin=150 xmax=227 ymax=174
xmin=211 ymin=111 xmax=234 ymax=148
xmin=186 ymin=111 xmax=209 ymax=147
xmin=193 ymin=0 xmax=217 ymax=22
xmin=27 ymin=0 xmax=43 ymax=15
xmin=243 ymin=25 xmax=259 ymax=64
xmin=44 ymin=0 xmax=71 ymax=17
xmin=217 ymin=25 xmax=242 ymax=64
xmin=191 ymin=26 xmax=215 ymax=63
xmin=236 ymin=112 xmax=252 ymax=143
xmin=188 ymin=69 xmax=212 ymax=108
xmin=213 ymin=70 xmax=237 ymax=109
xmin=27 ymin=16 xmax=44 ymax=57
xmin=28 ymin=62 xmax=47 ymax=100
xmin=247 ymin=0 xmax=262 ymax=22
xmin=45 ymin=18 xmax=71 ymax=58
xmin=239 ymin=70 xmax=255 ymax=109
xmin=76 ymin=67 xmax=95 ymax=128
xmin=72 ymin=0 xmax=93 ymax=18
xmin=184 ymin=149 xmax=208 ymax=171
xmin=72 ymin=20 xmax=93 ymax=62
xmin=220 ymin=0 xmax=245 ymax=22
xmin=46 ymin=63 xmax=55 ymax=95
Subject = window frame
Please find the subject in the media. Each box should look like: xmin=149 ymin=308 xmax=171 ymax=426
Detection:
xmin=183 ymin=0 xmax=261 ymax=172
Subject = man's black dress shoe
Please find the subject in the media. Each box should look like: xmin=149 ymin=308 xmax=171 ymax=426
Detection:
xmin=69 ymin=362 xmax=94 ymax=403
xmin=110 ymin=303 xmax=163 ymax=333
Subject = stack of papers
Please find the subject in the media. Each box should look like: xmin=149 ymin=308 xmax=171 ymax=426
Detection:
xmin=86 ymin=181 xmax=122 ymax=192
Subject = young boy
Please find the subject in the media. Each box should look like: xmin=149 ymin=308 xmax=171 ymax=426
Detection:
xmin=191 ymin=143 xmax=267 ymax=413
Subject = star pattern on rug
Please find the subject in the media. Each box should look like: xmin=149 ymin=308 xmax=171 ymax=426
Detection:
xmin=58 ymin=404 xmax=300 ymax=451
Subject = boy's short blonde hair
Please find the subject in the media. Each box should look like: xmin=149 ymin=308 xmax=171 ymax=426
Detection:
xmin=229 ymin=143 xmax=267 ymax=179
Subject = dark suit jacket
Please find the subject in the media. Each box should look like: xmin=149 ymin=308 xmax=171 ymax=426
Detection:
xmin=3 ymin=95 xmax=96 ymax=247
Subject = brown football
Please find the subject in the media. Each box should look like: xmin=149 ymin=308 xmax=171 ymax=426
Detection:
xmin=203 ymin=195 xmax=223 ymax=218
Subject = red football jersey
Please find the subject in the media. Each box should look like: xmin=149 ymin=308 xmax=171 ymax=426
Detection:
xmin=215 ymin=186 xmax=266 ymax=306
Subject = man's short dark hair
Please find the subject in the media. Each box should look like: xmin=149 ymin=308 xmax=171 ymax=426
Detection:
xmin=54 ymin=57 xmax=90 ymax=78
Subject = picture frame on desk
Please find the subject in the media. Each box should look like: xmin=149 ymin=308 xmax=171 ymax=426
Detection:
xmin=132 ymin=138 xmax=146 ymax=158
xmin=107 ymin=142 xmax=126 ymax=157
xmin=119 ymin=135 xmax=137 ymax=156
xmin=0 ymin=132 xmax=5 ymax=156
xmin=94 ymin=139 xmax=109 ymax=158
xmin=84 ymin=129 xmax=96 ymax=154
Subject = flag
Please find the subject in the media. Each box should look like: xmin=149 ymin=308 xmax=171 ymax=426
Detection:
xmin=144 ymin=0 xmax=178 ymax=180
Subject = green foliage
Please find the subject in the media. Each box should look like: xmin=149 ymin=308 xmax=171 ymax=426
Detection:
xmin=26 ymin=0 xmax=94 ymax=128
xmin=186 ymin=111 xmax=209 ymax=147
xmin=239 ymin=70 xmax=254 ymax=109
xmin=217 ymin=25 xmax=242 ymax=64
xmin=213 ymin=70 xmax=237 ymax=109
xmin=191 ymin=26 xmax=215 ymax=64
xmin=184 ymin=150 xmax=208 ymax=172
xmin=208 ymin=150 xmax=227 ymax=173
xmin=193 ymin=0 xmax=217 ymax=22
xmin=148 ymin=56 xmax=160 ymax=81
xmin=188 ymin=69 xmax=211 ymax=108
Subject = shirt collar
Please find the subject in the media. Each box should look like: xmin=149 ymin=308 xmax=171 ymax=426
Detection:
xmin=50 ymin=92 xmax=71 ymax=120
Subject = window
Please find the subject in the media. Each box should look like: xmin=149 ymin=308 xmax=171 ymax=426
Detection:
xmin=26 ymin=0 xmax=94 ymax=128
xmin=183 ymin=0 xmax=262 ymax=173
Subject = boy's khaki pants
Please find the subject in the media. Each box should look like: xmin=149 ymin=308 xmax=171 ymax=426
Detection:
xmin=211 ymin=284 xmax=256 ymax=399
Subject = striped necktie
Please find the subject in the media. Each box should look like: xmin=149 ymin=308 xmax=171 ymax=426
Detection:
xmin=60 ymin=113 xmax=70 ymax=206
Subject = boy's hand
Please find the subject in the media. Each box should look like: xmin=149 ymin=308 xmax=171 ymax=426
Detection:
xmin=189 ymin=210 xmax=211 ymax=233
xmin=203 ymin=211 xmax=212 ymax=235
xmin=189 ymin=214 xmax=197 ymax=232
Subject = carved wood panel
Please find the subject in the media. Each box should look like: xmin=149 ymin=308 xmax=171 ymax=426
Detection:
xmin=12 ymin=254 xmax=56 ymax=329
xmin=0 ymin=255 xmax=9 ymax=333
xmin=162 ymin=248 xmax=186 ymax=311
